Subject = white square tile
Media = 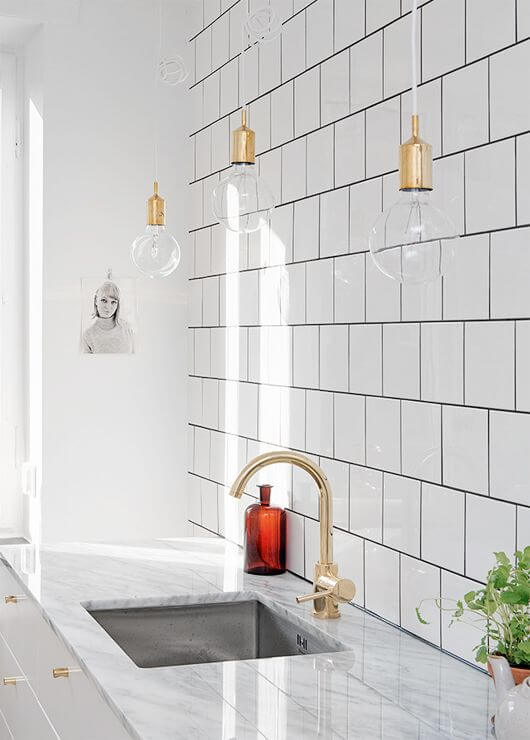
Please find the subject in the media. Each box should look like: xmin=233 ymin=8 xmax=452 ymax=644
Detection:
xmin=238 ymin=382 xmax=259 ymax=438
xmin=321 ymin=457 xmax=349 ymax=529
xmin=293 ymin=325 xmax=319 ymax=388
xmin=259 ymin=35 xmax=281 ymax=94
xmin=421 ymin=322 xmax=463 ymax=404
xmin=365 ymin=543 xmax=400 ymax=624
xmin=466 ymin=140 xmax=516 ymax=234
xmin=335 ymin=113 xmax=365 ymax=188
xmin=189 ymin=280 xmax=203 ymax=327
xmin=249 ymin=96 xmax=270 ymax=156
xmin=441 ymin=571 xmax=485 ymax=665
xmin=284 ymin=263 xmax=306 ymax=325
xmin=334 ymin=393 xmax=365 ymax=464
xmin=286 ymin=511 xmax=305 ymax=576
xmin=491 ymin=228 xmax=530 ymax=319
xmin=204 ymin=0 xmax=221 ymax=26
xmin=190 ymin=181 xmax=204 ymax=232
xmin=294 ymin=196 xmax=319 ymax=261
xmin=384 ymin=475 xmax=421 ymax=557
xmin=195 ymin=328 xmax=211 ymax=376
xmin=365 ymin=97 xmax=400 ymax=178
xmin=307 ymin=126 xmax=334 ymax=196
xmin=306 ymin=259 xmax=334 ymax=323
xmin=349 ymin=324 xmax=382 ymax=395
xmin=401 ymin=279 xmax=443 ymax=322
xmin=194 ymin=426 xmax=210 ymax=477
xmin=211 ymin=117 xmax=230 ymax=173
xmin=282 ymin=11 xmax=306 ymax=81
xmin=401 ymin=79 xmax=442 ymax=158
xmin=271 ymin=82 xmax=294 ymax=148
xmin=295 ymin=67 xmax=320 ymax=137
xmin=350 ymin=178 xmax=382 ymax=254
xmin=519 ymin=0 xmax=530 ymax=40
xmin=490 ymin=411 xmax=530 ymax=505
xmin=517 ymin=321 xmax=530 ymax=411
xmin=466 ymin=494 xmax=516 ymax=582
xmin=366 ymin=0 xmax=399 ymax=33
xmin=401 ymin=401 xmax=441 ymax=483
xmin=229 ymin=1 xmax=245 ymax=58
xmin=269 ymin=0 xmax=294 ymax=23
xmin=384 ymin=14 xmax=419 ymax=99
xmin=202 ymin=276 xmax=220 ymax=326
xmin=517 ymin=133 xmax=530 ymax=225
xmin=431 ymin=153 xmax=465 ymax=236
xmin=350 ymin=465 xmax=383 ymax=541
xmin=306 ymin=390 xmax=334 ymax=457
xmin=465 ymin=321 xmax=515 ymax=409
xmin=239 ymin=270 xmax=259 ymax=325
xmin=422 ymin=0 xmax=465 ymax=81
xmin=320 ymin=188 xmax=349 ymax=257
xmin=189 ymin=377 xmax=203 ymax=425
xmin=259 ymin=266 xmax=282 ymax=325
xmin=190 ymin=83 xmax=203 ymax=132
xmin=490 ymin=42 xmax=530 ymax=140
xmin=467 ymin=0 xmax=516 ymax=62
xmin=242 ymin=44 xmax=259 ymax=103
xmin=304 ymin=517 xmax=320 ymax=579
xmin=334 ymin=254 xmax=365 ymax=323
xmin=259 ymin=384 xmax=282 ymax=445
xmin=282 ymin=138 xmax=307 ymax=203
xmin=203 ymin=378 xmax=219 ymax=429
xmin=321 ymin=50 xmax=350 ymax=126
xmin=211 ymin=12 xmax=229 ymax=70
xmin=201 ymin=478 xmax=219 ymax=532
xmin=307 ymin=0 xmax=333 ymax=66
xmin=517 ymin=506 xmax=530 ymax=551
xmin=335 ymin=0 xmax=364 ymax=52
xmin=188 ymin=475 xmax=201 ymax=523
xmin=259 ymin=148 xmax=282 ymax=207
xmin=203 ymin=72 xmax=220 ymax=125
xmin=203 ymin=173 xmax=220 ymax=227
xmin=293 ymin=452 xmax=320 ymax=518
xmin=443 ymin=234 xmax=490 ymax=320
xmin=280 ymin=387 xmax=306 ymax=450
xmin=383 ymin=323 xmax=420 ymax=400
xmin=334 ymin=530 xmax=365 ymax=605
xmin=195 ymin=127 xmax=211 ymax=180
xmin=443 ymin=61 xmax=489 ymax=154
xmin=195 ymin=27 xmax=212 ymax=81
xmin=366 ymin=397 xmax=401 ymax=473
xmin=195 ymin=228 xmax=211 ymax=279
xmin=422 ymin=483 xmax=465 ymax=573
xmin=365 ymin=255 xmax=401 ymax=322
xmin=350 ymin=33 xmax=383 ymax=113
xmin=442 ymin=405 xmax=488 ymax=495
xmin=320 ymin=325 xmax=349 ymax=392
xmin=269 ymin=202 xmax=294 ymax=266
xmin=400 ymin=556 xmax=440 ymax=646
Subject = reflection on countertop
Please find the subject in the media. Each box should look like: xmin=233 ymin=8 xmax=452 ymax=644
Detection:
xmin=0 ymin=538 xmax=494 ymax=739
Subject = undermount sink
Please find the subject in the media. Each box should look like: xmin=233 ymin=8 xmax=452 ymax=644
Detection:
xmin=87 ymin=593 xmax=349 ymax=668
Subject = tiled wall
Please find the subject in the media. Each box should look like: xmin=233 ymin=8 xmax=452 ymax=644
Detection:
xmin=187 ymin=0 xmax=530 ymax=666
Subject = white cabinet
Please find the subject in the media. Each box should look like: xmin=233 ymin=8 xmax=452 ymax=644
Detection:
xmin=0 ymin=563 xmax=132 ymax=739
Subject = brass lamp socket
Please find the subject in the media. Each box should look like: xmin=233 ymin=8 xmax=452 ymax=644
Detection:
xmin=399 ymin=115 xmax=433 ymax=191
xmin=231 ymin=109 xmax=256 ymax=165
xmin=147 ymin=181 xmax=166 ymax=226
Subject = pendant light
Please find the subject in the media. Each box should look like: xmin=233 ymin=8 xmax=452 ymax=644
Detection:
xmin=212 ymin=11 xmax=277 ymax=234
xmin=131 ymin=3 xmax=181 ymax=278
xmin=368 ymin=0 xmax=459 ymax=284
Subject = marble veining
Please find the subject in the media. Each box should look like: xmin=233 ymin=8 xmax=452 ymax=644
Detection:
xmin=0 ymin=539 xmax=494 ymax=739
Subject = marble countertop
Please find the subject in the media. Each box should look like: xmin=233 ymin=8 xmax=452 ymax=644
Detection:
xmin=0 ymin=538 xmax=494 ymax=739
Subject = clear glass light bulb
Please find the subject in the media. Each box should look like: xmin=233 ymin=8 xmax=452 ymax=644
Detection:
xmin=369 ymin=189 xmax=459 ymax=284
xmin=212 ymin=163 xmax=275 ymax=234
xmin=131 ymin=224 xmax=181 ymax=278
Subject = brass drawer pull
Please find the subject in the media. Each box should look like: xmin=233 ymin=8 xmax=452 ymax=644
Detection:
xmin=52 ymin=667 xmax=81 ymax=679
xmin=3 ymin=676 xmax=26 ymax=686
xmin=4 ymin=595 xmax=26 ymax=605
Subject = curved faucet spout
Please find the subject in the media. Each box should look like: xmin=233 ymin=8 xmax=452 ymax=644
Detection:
xmin=229 ymin=450 xmax=334 ymax=565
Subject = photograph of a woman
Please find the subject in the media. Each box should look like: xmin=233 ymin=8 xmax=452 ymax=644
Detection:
xmin=81 ymin=279 xmax=136 ymax=354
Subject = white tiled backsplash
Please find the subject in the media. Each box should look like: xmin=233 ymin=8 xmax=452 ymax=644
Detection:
xmin=187 ymin=0 xmax=530 ymax=666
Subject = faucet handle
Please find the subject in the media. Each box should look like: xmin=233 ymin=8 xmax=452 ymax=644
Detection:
xmin=296 ymin=575 xmax=355 ymax=605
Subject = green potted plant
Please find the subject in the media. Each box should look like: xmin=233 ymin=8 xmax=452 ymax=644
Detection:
xmin=416 ymin=548 xmax=530 ymax=684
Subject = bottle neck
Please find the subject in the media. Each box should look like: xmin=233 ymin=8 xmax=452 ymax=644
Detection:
xmin=258 ymin=484 xmax=272 ymax=506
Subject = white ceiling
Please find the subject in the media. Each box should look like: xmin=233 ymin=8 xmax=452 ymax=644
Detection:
xmin=0 ymin=16 xmax=39 ymax=47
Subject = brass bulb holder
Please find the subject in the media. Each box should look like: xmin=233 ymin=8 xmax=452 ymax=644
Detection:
xmin=147 ymin=181 xmax=166 ymax=226
xmin=231 ymin=109 xmax=256 ymax=165
xmin=399 ymin=115 xmax=433 ymax=191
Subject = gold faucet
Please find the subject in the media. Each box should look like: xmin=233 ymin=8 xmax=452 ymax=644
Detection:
xmin=230 ymin=451 xmax=356 ymax=619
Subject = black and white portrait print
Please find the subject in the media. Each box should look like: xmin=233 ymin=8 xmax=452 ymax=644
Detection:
xmin=81 ymin=277 xmax=137 ymax=354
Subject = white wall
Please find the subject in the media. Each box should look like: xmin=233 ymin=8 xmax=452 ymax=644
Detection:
xmin=187 ymin=0 xmax=530 ymax=669
xmin=34 ymin=0 xmax=195 ymax=541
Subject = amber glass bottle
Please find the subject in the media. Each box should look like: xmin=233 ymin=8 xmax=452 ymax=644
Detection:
xmin=244 ymin=484 xmax=286 ymax=575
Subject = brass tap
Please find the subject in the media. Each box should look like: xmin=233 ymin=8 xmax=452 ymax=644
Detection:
xmin=229 ymin=451 xmax=355 ymax=619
